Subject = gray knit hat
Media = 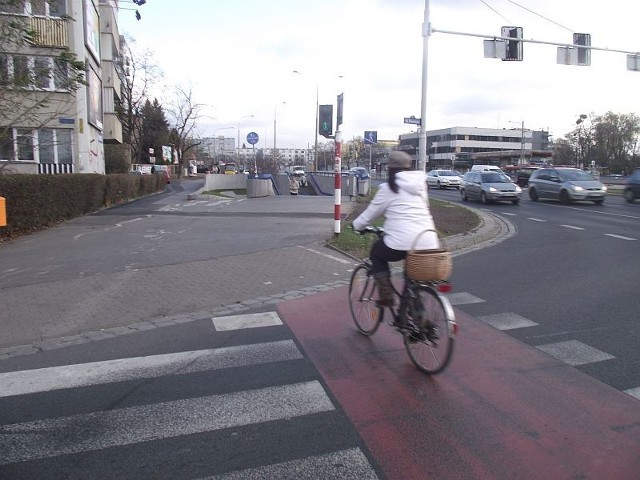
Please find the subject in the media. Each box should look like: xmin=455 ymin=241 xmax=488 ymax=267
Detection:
xmin=388 ymin=151 xmax=412 ymax=170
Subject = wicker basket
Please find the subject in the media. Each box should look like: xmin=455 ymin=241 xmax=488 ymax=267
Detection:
xmin=405 ymin=229 xmax=452 ymax=282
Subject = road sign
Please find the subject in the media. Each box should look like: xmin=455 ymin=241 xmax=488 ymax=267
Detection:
xmin=404 ymin=116 xmax=421 ymax=125
xmin=364 ymin=131 xmax=377 ymax=145
xmin=246 ymin=132 xmax=259 ymax=145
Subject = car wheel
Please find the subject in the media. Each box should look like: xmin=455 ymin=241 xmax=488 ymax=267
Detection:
xmin=559 ymin=190 xmax=571 ymax=204
xmin=481 ymin=192 xmax=488 ymax=204
xmin=593 ymin=199 xmax=604 ymax=205
xmin=529 ymin=187 xmax=539 ymax=201
xmin=461 ymin=189 xmax=468 ymax=201
xmin=623 ymin=189 xmax=635 ymax=203
xmin=512 ymin=199 xmax=520 ymax=205
xmin=436 ymin=181 xmax=442 ymax=189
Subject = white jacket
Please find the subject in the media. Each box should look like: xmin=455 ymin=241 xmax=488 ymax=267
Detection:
xmin=352 ymin=171 xmax=440 ymax=251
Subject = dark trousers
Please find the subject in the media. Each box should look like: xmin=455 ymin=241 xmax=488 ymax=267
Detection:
xmin=370 ymin=237 xmax=406 ymax=278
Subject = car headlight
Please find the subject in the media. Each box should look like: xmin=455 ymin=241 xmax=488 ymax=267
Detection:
xmin=488 ymin=187 xmax=497 ymax=192
xmin=515 ymin=186 xmax=522 ymax=193
xmin=602 ymin=185 xmax=608 ymax=192
xmin=570 ymin=184 xmax=584 ymax=192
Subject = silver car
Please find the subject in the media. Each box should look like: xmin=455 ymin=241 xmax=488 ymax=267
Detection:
xmin=528 ymin=167 xmax=607 ymax=204
xmin=426 ymin=169 xmax=462 ymax=190
xmin=461 ymin=171 xmax=522 ymax=204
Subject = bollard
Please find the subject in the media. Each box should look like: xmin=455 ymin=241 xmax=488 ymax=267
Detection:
xmin=0 ymin=196 xmax=6 ymax=227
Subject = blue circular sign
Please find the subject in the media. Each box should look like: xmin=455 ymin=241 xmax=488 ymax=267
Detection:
xmin=246 ymin=132 xmax=259 ymax=145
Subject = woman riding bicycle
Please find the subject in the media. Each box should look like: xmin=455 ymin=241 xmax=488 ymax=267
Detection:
xmin=352 ymin=151 xmax=439 ymax=307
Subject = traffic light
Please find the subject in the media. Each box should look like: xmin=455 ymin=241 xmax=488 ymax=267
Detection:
xmin=573 ymin=33 xmax=591 ymax=66
xmin=319 ymin=104 xmax=333 ymax=138
xmin=501 ymin=26 xmax=523 ymax=61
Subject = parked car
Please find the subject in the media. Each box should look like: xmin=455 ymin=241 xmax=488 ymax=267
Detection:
xmin=349 ymin=167 xmax=370 ymax=180
xmin=460 ymin=171 xmax=521 ymax=204
xmin=528 ymin=167 xmax=606 ymax=204
xmin=426 ymin=169 xmax=462 ymax=190
xmin=623 ymin=169 xmax=640 ymax=203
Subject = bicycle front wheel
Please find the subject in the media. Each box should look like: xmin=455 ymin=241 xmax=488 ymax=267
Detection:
xmin=348 ymin=264 xmax=384 ymax=336
xmin=404 ymin=285 xmax=455 ymax=374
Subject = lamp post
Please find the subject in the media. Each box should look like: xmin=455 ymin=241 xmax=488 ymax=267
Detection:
xmin=575 ymin=114 xmax=587 ymax=168
xmin=237 ymin=115 xmax=254 ymax=166
xmin=273 ymin=101 xmax=286 ymax=173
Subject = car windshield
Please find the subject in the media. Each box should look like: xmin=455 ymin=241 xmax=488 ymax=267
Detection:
xmin=482 ymin=172 xmax=510 ymax=183
xmin=438 ymin=171 xmax=458 ymax=176
xmin=559 ymin=169 xmax=595 ymax=181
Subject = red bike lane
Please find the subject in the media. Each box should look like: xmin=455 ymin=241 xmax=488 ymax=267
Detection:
xmin=277 ymin=285 xmax=640 ymax=480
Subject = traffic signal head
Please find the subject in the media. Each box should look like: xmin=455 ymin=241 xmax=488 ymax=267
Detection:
xmin=319 ymin=105 xmax=333 ymax=138
xmin=501 ymin=26 xmax=523 ymax=61
xmin=573 ymin=33 xmax=591 ymax=66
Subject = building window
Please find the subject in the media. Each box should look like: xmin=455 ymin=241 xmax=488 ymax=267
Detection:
xmin=0 ymin=54 xmax=70 ymax=91
xmin=0 ymin=0 xmax=64 ymax=16
xmin=0 ymin=127 xmax=73 ymax=163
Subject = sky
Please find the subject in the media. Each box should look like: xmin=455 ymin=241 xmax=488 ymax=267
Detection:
xmin=117 ymin=0 xmax=640 ymax=151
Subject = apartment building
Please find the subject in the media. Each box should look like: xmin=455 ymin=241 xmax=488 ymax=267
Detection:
xmin=0 ymin=0 xmax=123 ymax=175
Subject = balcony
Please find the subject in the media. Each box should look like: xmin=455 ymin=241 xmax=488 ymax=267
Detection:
xmin=29 ymin=16 xmax=69 ymax=49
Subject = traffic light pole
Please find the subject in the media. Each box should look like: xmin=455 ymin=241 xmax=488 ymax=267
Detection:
xmin=418 ymin=0 xmax=431 ymax=172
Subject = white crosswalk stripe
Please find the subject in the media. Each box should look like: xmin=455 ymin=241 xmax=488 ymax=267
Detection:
xmin=0 ymin=312 xmax=380 ymax=479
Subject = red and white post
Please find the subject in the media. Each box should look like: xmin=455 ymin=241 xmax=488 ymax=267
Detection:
xmin=333 ymin=130 xmax=342 ymax=234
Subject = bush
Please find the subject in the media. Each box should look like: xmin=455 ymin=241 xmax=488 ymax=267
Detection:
xmin=0 ymin=173 xmax=164 ymax=239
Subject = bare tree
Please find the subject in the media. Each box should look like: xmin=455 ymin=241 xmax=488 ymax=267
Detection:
xmin=166 ymin=84 xmax=203 ymax=178
xmin=116 ymin=35 xmax=162 ymax=164
xmin=1 ymin=0 xmax=86 ymax=172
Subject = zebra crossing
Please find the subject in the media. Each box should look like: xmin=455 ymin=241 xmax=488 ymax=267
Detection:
xmin=0 ymin=312 xmax=380 ymax=479
xmin=448 ymin=292 xmax=640 ymax=401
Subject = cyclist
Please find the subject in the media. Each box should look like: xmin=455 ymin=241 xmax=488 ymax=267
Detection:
xmin=352 ymin=151 xmax=439 ymax=306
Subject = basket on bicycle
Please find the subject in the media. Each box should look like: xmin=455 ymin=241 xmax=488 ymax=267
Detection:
xmin=405 ymin=229 xmax=452 ymax=282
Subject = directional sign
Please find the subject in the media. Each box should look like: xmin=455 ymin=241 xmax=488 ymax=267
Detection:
xmin=404 ymin=116 xmax=421 ymax=125
xmin=364 ymin=131 xmax=377 ymax=145
xmin=246 ymin=132 xmax=259 ymax=145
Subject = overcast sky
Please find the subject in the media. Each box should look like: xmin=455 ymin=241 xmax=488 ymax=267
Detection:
xmin=118 ymin=0 xmax=639 ymax=150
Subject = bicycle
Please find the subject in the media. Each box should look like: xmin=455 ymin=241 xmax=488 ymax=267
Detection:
xmin=348 ymin=226 xmax=457 ymax=374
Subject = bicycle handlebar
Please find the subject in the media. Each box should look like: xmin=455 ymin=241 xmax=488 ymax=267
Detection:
xmin=354 ymin=226 xmax=384 ymax=237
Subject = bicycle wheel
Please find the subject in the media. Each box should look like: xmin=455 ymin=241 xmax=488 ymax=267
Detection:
xmin=403 ymin=285 xmax=455 ymax=374
xmin=348 ymin=264 xmax=384 ymax=336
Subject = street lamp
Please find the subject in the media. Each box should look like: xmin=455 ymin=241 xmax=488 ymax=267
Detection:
xmin=237 ymin=115 xmax=254 ymax=165
xmin=273 ymin=101 xmax=286 ymax=172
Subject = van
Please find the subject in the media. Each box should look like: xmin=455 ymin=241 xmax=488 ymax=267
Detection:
xmin=471 ymin=165 xmax=503 ymax=173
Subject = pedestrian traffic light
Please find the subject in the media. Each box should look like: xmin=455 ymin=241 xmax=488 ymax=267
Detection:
xmin=501 ymin=26 xmax=523 ymax=61
xmin=319 ymin=104 xmax=333 ymax=138
xmin=573 ymin=33 xmax=591 ymax=66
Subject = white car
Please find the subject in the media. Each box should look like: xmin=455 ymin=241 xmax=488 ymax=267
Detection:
xmin=426 ymin=170 xmax=462 ymax=190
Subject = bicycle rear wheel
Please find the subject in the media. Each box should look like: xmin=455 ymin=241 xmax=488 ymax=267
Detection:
xmin=403 ymin=285 xmax=455 ymax=374
xmin=348 ymin=264 xmax=384 ymax=336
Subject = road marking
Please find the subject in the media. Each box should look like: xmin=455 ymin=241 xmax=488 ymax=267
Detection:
xmin=201 ymin=448 xmax=379 ymax=480
xmin=298 ymin=246 xmax=353 ymax=264
xmin=477 ymin=313 xmax=539 ymax=330
xmin=0 ymin=380 xmax=334 ymax=465
xmin=604 ymin=233 xmax=637 ymax=241
xmin=447 ymin=292 xmax=485 ymax=306
xmin=527 ymin=217 xmax=547 ymax=222
xmin=536 ymin=340 xmax=615 ymax=366
xmin=73 ymin=217 xmax=146 ymax=240
xmin=500 ymin=212 xmax=518 ymax=216
xmin=212 ymin=311 xmax=283 ymax=331
xmin=624 ymin=387 xmax=640 ymax=400
xmin=0 ymin=340 xmax=301 ymax=398
xmin=559 ymin=224 xmax=585 ymax=230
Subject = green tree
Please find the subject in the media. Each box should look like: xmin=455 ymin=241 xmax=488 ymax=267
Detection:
xmin=592 ymin=112 xmax=640 ymax=174
xmin=139 ymin=98 xmax=170 ymax=164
